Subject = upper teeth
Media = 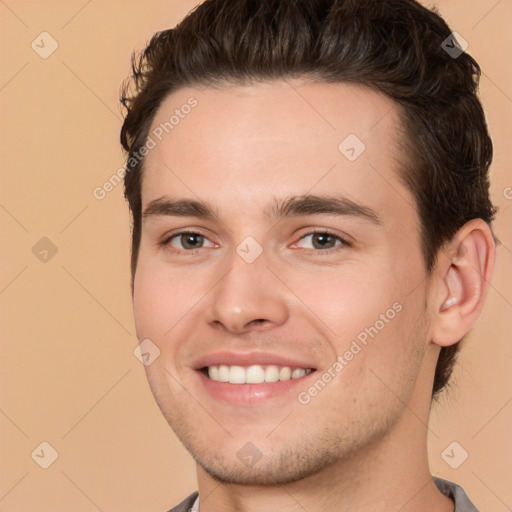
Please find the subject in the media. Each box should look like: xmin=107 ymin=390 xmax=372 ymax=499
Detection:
xmin=207 ymin=365 xmax=312 ymax=384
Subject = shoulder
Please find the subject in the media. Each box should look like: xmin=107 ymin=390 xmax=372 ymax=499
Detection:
xmin=164 ymin=491 xmax=199 ymax=512
xmin=434 ymin=477 xmax=479 ymax=512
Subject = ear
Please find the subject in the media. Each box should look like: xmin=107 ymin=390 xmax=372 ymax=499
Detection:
xmin=430 ymin=219 xmax=496 ymax=347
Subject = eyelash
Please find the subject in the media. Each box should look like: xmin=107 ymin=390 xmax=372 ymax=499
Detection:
xmin=160 ymin=229 xmax=351 ymax=256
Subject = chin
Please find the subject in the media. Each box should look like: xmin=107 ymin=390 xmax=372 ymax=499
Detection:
xmin=186 ymin=434 xmax=351 ymax=486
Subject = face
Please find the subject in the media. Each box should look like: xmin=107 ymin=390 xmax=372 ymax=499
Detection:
xmin=133 ymin=80 xmax=431 ymax=485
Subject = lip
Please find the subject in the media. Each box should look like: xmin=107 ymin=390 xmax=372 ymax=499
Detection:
xmin=195 ymin=368 xmax=317 ymax=406
xmin=192 ymin=351 xmax=318 ymax=406
xmin=192 ymin=351 xmax=317 ymax=371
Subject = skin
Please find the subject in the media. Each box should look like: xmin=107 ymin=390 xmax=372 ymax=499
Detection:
xmin=132 ymin=80 xmax=495 ymax=511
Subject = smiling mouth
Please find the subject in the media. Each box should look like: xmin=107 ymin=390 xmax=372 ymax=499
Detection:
xmin=201 ymin=364 xmax=315 ymax=384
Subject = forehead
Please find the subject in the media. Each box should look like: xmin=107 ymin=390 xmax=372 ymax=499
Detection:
xmin=141 ymin=80 xmax=413 ymax=222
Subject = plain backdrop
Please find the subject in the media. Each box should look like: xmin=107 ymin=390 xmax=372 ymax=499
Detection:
xmin=1 ymin=0 xmax=511 ymax=510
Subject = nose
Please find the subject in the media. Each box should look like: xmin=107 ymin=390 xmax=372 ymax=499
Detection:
xmin=204 ymin=249 xmax=289 ymax=334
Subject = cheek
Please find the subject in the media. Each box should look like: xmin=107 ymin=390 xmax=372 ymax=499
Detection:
xmin=132 ymin=268 xmax=165 ymax=340
xmin=133 ymin=253 xmax=184 ymax=340
xmin=290 ymin=254 xmax=426 ymax=369
xmin=314 ymin=302 xmax=426 ymax=419
xmin=285 ymin=261 xmax=403 ymax=337
xmin=132 ymin=251 xmax=213 ymax=348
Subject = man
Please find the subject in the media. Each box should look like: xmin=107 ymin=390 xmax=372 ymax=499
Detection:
xmin=120 ymin=0 xmax=497 ymax=510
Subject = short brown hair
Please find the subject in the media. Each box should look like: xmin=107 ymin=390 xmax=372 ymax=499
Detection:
xmin=120 ymin=0 xmax=497 ymax=396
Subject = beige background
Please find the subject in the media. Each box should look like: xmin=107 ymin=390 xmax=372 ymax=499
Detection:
xmin=0 ymin=1 xmax=511 ymax=511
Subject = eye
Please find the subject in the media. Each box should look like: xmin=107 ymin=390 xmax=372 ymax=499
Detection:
xmin=164 ymin=231 xmax=216 ymax=252
xmin=293 ymin=230 xmax=349 ymax=252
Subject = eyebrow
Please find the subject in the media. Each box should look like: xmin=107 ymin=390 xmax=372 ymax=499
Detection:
xmin=142 ymin=194 xmax=382 ymax=225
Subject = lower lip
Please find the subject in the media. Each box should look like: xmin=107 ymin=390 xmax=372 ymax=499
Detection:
xmin=195 ymin=370 xmax=316 ymax=406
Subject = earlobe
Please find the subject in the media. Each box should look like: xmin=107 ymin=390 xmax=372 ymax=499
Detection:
xmin=431 ymin=219 xmax=495 ymax=347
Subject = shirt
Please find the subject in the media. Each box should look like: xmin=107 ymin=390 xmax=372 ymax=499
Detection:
xmin=166 ymin=477 xmax=478 ymax=511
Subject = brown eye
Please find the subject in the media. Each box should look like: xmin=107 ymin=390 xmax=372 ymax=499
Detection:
xmin=180 ymin=233 xmax=204 ymax=249
xmin=166 ymin=232 xmax=215 ymax=251
xmin=296 ymin=231 xmax=347 ymax=251
xmin=310 ymin=233 xmax=338 ymax=249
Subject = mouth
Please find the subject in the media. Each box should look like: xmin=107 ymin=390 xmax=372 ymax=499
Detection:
xmin=191 ymin=351 xmax=319 ymax=405
xmin=201 ymin=364 xmax=314 ymax=384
